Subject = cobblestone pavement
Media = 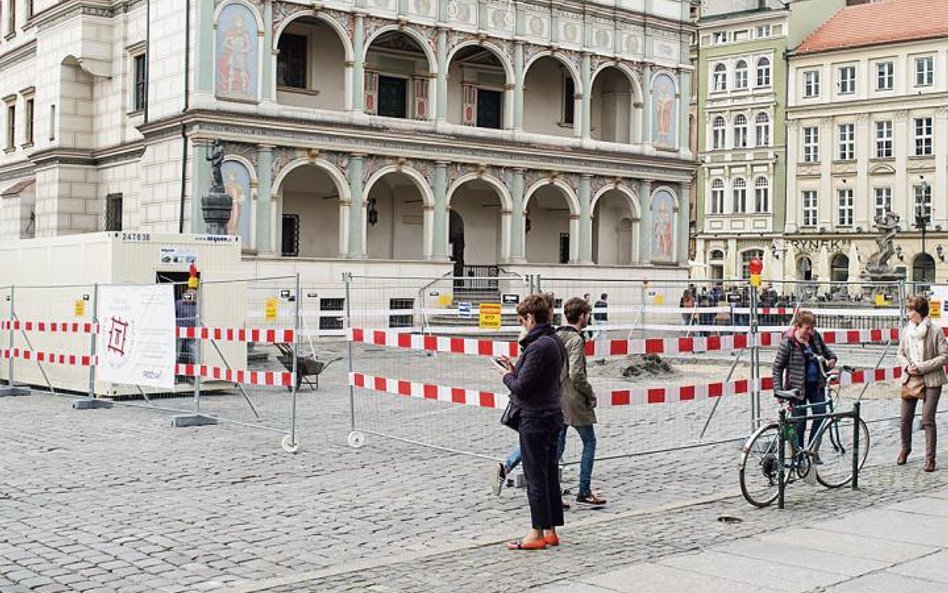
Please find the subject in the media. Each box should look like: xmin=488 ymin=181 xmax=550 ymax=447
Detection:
xmin=0 ymin=355 xmax=941 ymax=593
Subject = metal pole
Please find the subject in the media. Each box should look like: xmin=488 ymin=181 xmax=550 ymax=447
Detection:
xmin=750 ymin=282 xmax=761 ymax=431
xmin=290 ymin=273 xmax=300 ymax=447
xmin=345 ymin=273 xmax=356 ymax=432
xmin=193 ymin=282 xmax=202 ymax=414
xmin=698 ymin=347 xmax=745 ymax=441
xmin=640 ymin=282 xmax=647 ymax=339
xmin=852 ymin=402 xmax=861 ymax=491
xmin=88 ymin=284 xmax=98 ymax=399
xmin=7 ymin=286 xmax=14 ymax=386
xmin=778 ymin=408 xmax=786 ymax=510
xmin=857 ymin=339 xmax=893 ymax=402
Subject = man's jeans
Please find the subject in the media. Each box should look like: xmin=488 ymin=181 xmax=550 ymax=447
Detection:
xmin=557 ymin=424 xmax=597 ymax=497
xmin=793 ymin=382 xmax=826 ymax=450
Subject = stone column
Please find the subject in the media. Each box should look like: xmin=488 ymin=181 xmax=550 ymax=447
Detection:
xmin=509 ymin=169 xmax=526 ymax=262
xmin=436 ymin=29 xmax=448 ymax=122
xmin=935 ymin=108 xmax=948 ymax=229
xmin=677 ymin=183 xmax=690 ymax=265
xmin=578 ymin=174 xmax=593 ymax=264
xmin=352 ymin=14 xmax=366 ymax=113
xmin=195 ymin=0 xmax=216 ymax=92
xmin=638 ymin=179 xmax=652 ymax=264
xmin=190 ymin=138 xmax=211 ymax=234
xmin=261 ymin=0 xmax=274 ymax=101
xmin=513 ymin=42 xmax=524 ymax=131
xmin=677 ymin=71 xmax=690 ymax=152
xmin=256 ymin=145 xmax=273 ymax=254
xmin=432 ymin=161 xmax=449 ymax=259
xmin=569 ymin=215 xmax=580 ymax=263
xmin=580 ymin=53 xmax=592 ymax=139
xmin=347 ymin=154 xmax=366 ymax=258
xmin=642 ymin=64 xmax=653 ymax=146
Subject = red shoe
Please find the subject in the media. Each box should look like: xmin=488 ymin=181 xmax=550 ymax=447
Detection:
xmin=507 ymin=538 xmax=547 ymax=550
xmin=544 ymin=533 xmax=560 ymax=546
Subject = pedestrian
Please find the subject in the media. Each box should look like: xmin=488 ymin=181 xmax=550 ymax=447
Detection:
xmin=494 ymin=294 xmax=567 ymax=550
xmin=175 ymin=287 xmax=198 ymax=383
xmin=772 ymin=310 xmax=837 ymax=450
xmin=680 ymin=289 xmax=696 ymax=326
xmin=556 ymin=297 xmax=606 ymax=506
xmin=593 ymin=293 xmax=608 ymax=323
xmin=897 ymin=295 xmax=947 ymax=472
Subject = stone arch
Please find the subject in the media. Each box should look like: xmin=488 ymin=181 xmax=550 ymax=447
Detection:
xmin=447 ymin=173 xmax=513 ymax=212
xmin=273 ymin=11 xmax=354 ymax=62
xmin=591 ymin=184 xmax=640 ymax=219
xmin=446 ymin=41 xmax=514 ymax=86
xmin=524 ymin=179 xmax=580 ymax=216
xmin=650 ymin=68 xmax=680 ymax=94
xmin=524 ymin=52 xmax=583 ymax=94
xmin=364 ymin=25 xmax=437 ymax=74
xmin=220 ymin=155 xmax=256 ymax=245
xmin=591 ymin=63 xmax=642 ymax=101
xmin=275 ymin=160 xmax=351 ymax=258
xmin=214 ymin=0 xmax=264 ymax=32
xmin=650 ymin=184 xmax=681 ymax=211
xmin=273 ymin=158 xmax=351 ymax=204
xmin=364 ymin=165 xmax=435 ymax=208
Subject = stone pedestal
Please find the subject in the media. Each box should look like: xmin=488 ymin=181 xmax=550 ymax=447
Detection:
xmin=201 ymin=186 xmax=233 ymax=236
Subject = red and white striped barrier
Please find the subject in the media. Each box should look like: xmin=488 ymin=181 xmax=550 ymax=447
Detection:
xmin=175 ymin=363 xmax=294 ymax=387
xmin=0 ymin=320 xmax=98 ymax=334
xmin=1 ymin=348 xmax=96 ymax=367
xmin=176 ymin=326 xmax=295 ymax=344
xmin=351 ymin=365 xmax=906 ymax=410
xmin=349 ymin=327 xmax=900 ymax=359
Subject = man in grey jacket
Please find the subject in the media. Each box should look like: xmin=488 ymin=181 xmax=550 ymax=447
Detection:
xmin=556 ymin=297 xmax=606 ymax=506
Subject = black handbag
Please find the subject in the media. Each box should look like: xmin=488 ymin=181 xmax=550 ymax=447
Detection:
xmin=500 ymin=399 xmax=521 ymax=431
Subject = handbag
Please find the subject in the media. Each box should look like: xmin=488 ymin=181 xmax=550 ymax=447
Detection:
xmin=500 ymin=399 xmax=521 ymax=431
xmin=901 ymin=373 xmax=926 ymax=400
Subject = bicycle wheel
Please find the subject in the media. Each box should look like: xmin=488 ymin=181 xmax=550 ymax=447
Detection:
xmin=740 ymin=423 xmax=788 ymax=507
xmin=815 ymin=415 xmax=870 ymax=488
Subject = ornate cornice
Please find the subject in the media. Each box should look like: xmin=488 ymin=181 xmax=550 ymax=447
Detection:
xmin=0 ymin=40 xmax=37 ymax=70
xmin=0 ymin=164 xmax=34 ymax=185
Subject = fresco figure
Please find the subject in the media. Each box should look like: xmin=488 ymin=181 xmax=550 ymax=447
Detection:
xmin=651 ymin=74 xmax=677 ymax=149
xmin=216 ymin=4 xmax=258 ymax=98
xmin=221 ymin=160 xmax=252 ymax=244
xmin=650 ymin=190 xmax=676 ymax=262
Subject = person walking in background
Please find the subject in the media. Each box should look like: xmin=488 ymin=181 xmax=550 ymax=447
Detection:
xmin=495 ymin=295 xmax=567 ymax=550
xmin=593 ymin=293 xmax=608 ymax=323
xmin=897 ymin=295 xmax=947 ymax=472
xmin=556 ymin=297 xmax=606 ymax=506
xmin=772 ymin=310 xmax=837 ymax=450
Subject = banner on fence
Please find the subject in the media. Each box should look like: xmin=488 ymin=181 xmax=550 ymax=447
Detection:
xmin=97 ymin=285 xmax=176 ymax=389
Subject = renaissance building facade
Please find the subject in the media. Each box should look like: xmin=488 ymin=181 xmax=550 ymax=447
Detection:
xmin=0 ymin=0 xmax=695 ymax=283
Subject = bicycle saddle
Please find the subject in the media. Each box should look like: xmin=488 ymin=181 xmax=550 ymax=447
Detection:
xmin=773 ymin=388 xmax=802 ymax=401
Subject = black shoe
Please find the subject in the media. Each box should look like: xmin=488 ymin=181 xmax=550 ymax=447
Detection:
xmin=576 ymin=493 xmax=607 ymax=506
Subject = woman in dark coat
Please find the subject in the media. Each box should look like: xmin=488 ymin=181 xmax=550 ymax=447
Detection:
xmin=496 ymin=294 xmax=567 ymax=550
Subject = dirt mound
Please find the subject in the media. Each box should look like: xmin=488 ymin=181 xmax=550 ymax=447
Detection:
xmin=591 ymin=353 xmax=676 ymax=379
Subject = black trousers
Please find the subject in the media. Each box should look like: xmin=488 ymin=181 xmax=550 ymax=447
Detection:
xmin=519 ymin=411 xmax=564 ymax=530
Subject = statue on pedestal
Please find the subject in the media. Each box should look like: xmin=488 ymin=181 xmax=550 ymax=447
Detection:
xmin=864 ymin=210 xmax=900 ymax=275
xmin=201 ymin=139 xmax=233 ymax=236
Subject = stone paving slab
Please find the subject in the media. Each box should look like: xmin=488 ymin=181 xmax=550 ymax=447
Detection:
xmin=709 ymin=536 xmax=891 ymax=576
xmin=889 ymin=550 xmax=948 ymax=584
xmin=823 ymin=571 xmax=947 ymax=593
xmin=818 ymin=508 xmax=948 ymax=547
xmin=579 ymin=562 xmax=781 ymax=593
xmin=657 ymin=550 xmax=846 ymax=592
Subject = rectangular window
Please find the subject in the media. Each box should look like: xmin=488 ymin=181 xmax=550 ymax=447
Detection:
xmin=5 ymin=103 xmax=15 ymax=150
xmin=558 ymin=233 xmax=570 ymax=265
xmin=914 ymin=117 xmax=933 ymax=156
xmin=837 ymin=189 xmax=854 ymax=227
xmin=837 ymin=123 xmax=855 ymax=161
xmin=133 ymin=54 xmax=147 ymax=112
xmin=377 ymin=75 xmax=408 ymax=118
xmin=24 ymin=97 xmax=33 ymax=146
xmin=281 ymin=213 xmax=300 ymax=257
xmin=562 ymin=76 xmax=575 ymax=125
xmin=276 ymin=34 xmax=307 ymax=89
xmin=802 ymin=126 xmax=819 ymax=162
xmin=914 ymin=184 xmax=933 ymax=221
xmin=476 ymin=89 xmax=502 ymax=129
xmin=915 ymin=56 xmax=934 ymax=87
xmin=838 ymin=65 xmax=856 ymax=94
xmin=876 ymin=61 xmax=893 ymax=90
xmin=875 ymin=120 xmax=892 ymax=158
xmin=755 ymin=24 xmax=771 ymax=38
xmin=319 ymin=298 xmax=344 ymax=331
xmin=712 ymin=31 xmax=726 ymax=44
xmin=388 ymin=298 xmax=414 ymax=329
xmin=7 ymin=0 xmax=15 ymax=35
xmin=802 ymin=191 xmax=818 ymax=228
xmin=803 ymin=70 xmax=820 ymax=98
xmin=105 ymin=193 xmax=123 ymax=232
xmin=874 ymin=187 xmax=891 ymax=221
xmin=49 ymin=104 xmax=55 ymax=141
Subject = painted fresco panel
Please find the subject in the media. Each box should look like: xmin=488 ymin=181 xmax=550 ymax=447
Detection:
xmin=650 ymin=189 xmax=676 ymax=263
xmin=222 ymin=160 xmax=252 ymax=245
xmin=216 ymin=3 xmax=259 ymax=100
xmin=651 ymin=73 xmax=677 ymax=149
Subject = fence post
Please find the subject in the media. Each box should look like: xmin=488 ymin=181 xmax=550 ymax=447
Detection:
xmin=778 ymin=408 xmax=786 ymax=509
xmin=852 ymin=401 xmax=861 ymax=491
xmin=171 ymin=280 xmax=216 ymax=427
xmin=640 ymin=281 xmax=647 ymax=339
xmin=344 ymin=273 xmax=363 ymax=448
xmin=749 ymin=281 xmax=761 ymax=430
xmin=0 ymin=286 xmax=29 ymax=397
xmin=898 ymin=279 xmax=907 ymax=320
xmin=285 ymin=273 xmax=301 ymax=453
xmin=73 ymin=283 xmax=112 ymax=409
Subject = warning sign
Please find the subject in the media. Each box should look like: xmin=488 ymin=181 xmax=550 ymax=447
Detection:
xmin=479 ymin=303 xmax=502 ymax=330
xmin=438 ymin=294 xmax=453 ymax=307
xmin=74 ymin=299 xmax=86 ymax=318
xmin=265 ymin=297 xmax=279 ymax=321
xmin=931 ymin=300 xmax=942 ymax=319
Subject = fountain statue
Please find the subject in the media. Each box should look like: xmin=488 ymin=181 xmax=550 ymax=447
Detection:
xmin=860 ymin=209 xmax=902 ymax=299
xmin=201 ymin=139 xmax=233 ymax=235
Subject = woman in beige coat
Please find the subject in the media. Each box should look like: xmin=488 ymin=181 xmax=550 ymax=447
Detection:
xmin=897 ymin=295 xmax=948 ymax=472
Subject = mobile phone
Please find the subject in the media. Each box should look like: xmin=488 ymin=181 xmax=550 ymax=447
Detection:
xmin=491 ymin=356 xmax=509 ymax=371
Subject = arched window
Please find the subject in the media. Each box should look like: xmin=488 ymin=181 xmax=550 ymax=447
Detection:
xmin=732 ymin=178 xmax=747 ymax=213
xmin=710 ymin=249 xmax=725 ymax=261
xmin=797 ymin=256 xmax=813 ymax=281
xmin=755 ymin=177 xmax=770 ymax=212
xmin=742 ymin=249 xmax=765 ymax=279
xmin=710 ymin=179 xmax=725 ymax=214
xmin=713 ymin=63 xmax=727 ymax=91
xmin=831 ymin=254 xmax=850 ymax=282
xmin=733 ymin=114 xmax=748 ymax=148
xmin=712 ymin=116 xmax=726 ymax=149
xmin=734 ymin=60 xmax=748 ymax=89
xmin=913 ymin=253 xmax=936 ymax=283
xmin=756 ymin=57 xmax=771 ymax=87
xmin=755 ymin=112 xmax=770 ymax=147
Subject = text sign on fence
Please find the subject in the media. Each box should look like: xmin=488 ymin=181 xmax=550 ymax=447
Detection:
xmin=97 ymin=285 xmax=176 ymax=389
xmin=264 ymin=298 xmax=279 ymax=320
xmin=479 ymin=303 xmax=502 ymax=330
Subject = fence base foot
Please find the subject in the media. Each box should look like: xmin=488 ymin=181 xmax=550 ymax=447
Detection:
xmin=72 ymin=398 xmax=113 ymax=410
xmin=170 ymin=414 xmax=218 ymax=427
xmin=0 ymin=385 xmax=30 ymax=397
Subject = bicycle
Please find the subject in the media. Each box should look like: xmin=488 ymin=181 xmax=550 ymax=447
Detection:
xmin=739 ymin=356 xmax=871 ymax=507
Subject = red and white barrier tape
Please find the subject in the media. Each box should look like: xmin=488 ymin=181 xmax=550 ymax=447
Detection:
xmin=175 ymin=326 xmax=294 ymax=344
xmin=1 ymin=348 xmax=96 ymax=366
xmin=349 ymin=327 xmax=900 ymax=358
xmin=175 ymin=364 xmax=294 ymax=387
xmin=0 ymin=320 xmax=98 ymax=333
xmin=351 ymin=365 xmax=905 ymax=410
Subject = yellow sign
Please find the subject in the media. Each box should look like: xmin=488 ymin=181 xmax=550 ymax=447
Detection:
xmin=265 ymin=298 xmax=279 ymax=320
xmin=874 ymin=293 xmax=887 ymax=306
xmin=74 ymin=300 xmax=86 ymax=318
xmin=479 ymin=303 xmax=502 ymax=330
xmin=931 ymin=300 xmax=942 ymax=319
xmin=750 ymin=273 xmax=762 ymax=288
xmin=438 ymin=294 xmax=453 ymax=307
xmin=653 ymin=293 xmax=666 ymax=305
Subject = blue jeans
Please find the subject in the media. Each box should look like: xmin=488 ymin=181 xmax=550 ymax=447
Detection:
xmin=504 ymin=445 xmax=522 ymax=473
xmin=557 ymin=424 xmax=597 ymax=497
xmin=793 ymin=382 xmax=826 ymax=450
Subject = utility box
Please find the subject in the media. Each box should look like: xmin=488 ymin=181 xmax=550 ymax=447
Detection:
xmin=0 ymin=232 xmax=249 ymax=396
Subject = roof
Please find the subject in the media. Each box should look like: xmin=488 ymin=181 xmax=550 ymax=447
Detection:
xmin=795 ymin=0 xmax=948 ymax=55
xmin=0 ymin=178 xmax=35 ymax=198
